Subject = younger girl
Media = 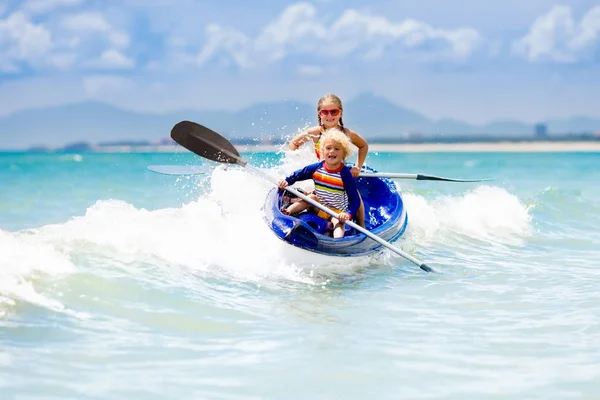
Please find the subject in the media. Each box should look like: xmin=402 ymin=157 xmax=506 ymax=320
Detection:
xmin=279 ymin=129 xmax=360 ymax=239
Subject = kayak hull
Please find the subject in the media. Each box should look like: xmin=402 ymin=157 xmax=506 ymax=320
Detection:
xmin=263 ymin=168 xmax=407 ymax=256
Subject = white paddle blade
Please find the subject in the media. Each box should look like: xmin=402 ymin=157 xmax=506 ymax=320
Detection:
xmin=147 ymin=165 xmax=207 ymax=176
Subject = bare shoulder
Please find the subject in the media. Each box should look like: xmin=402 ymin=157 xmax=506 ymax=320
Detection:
xmin=302 ymin=125 xmax=322 ymax=142
xmin=342 ymin=127 xmax=368 ymax=146
xmin=305 ymin=125 xmax=321 ymax=137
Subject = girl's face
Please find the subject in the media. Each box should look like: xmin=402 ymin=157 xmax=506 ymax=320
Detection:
xmin=318 ymin=101 xmax=342 ymax=128
xmin=322 ymin=139 xmax=345 ymax=168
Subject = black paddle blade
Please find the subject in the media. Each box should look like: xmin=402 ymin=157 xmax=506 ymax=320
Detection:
xmin=416 ymin=174 xmax=492 ymax=182
xmin=170 ymin=121 xmax=244 ymax=165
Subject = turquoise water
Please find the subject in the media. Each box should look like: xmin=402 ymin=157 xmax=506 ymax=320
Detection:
xmin=1 ymin=148 xmax=600 ymax=399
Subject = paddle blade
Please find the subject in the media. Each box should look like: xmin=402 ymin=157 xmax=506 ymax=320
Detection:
xmin=416 ymin=174 xmax=492 ymax=182
xmin=147 ymin=165 xmax=207 ymax=175
xmin=360 ymin=172 xmax=491 ymax=182
xmin=170 ymin=121 xmax=244 ymax=165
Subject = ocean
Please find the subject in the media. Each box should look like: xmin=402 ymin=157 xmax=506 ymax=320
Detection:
xmin=1 ymin=146 xmax=599 ymax=399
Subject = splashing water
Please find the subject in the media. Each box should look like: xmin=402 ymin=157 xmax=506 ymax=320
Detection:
xmin=2 ymin=151 xmax=598 ymax=399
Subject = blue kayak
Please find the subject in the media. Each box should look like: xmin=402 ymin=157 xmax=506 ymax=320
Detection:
xmin=263 ymin=167 xmax=408 ymax=256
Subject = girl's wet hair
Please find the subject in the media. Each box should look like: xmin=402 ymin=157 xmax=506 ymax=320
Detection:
xmin=317 ymin=94 xmax=345 ymax=132
xmin=320 ymin=128 xmax=352 ymax=161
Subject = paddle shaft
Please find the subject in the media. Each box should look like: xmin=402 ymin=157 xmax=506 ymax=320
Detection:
xmin=147 ymin=163 xmax=489 ymax=183
xmin=245 ymin=164 xmax=432 ymax=272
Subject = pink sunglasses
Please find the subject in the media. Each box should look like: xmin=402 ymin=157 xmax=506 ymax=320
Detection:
xmin=319 ymin=109 xmax=340 ymax=117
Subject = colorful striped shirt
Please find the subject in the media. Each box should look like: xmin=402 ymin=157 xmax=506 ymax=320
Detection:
xmin=284 ymin=161 xmax=360 ymax=217
xmin=313 ymin=165 xmax=348 ymax=211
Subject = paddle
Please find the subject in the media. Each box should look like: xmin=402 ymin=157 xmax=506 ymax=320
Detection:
xmin=147 ymin=164 xmax=490 ymax=182
xmin=359 ymin=172 xmax=491 ymax=182
xmin=170 ymin=121 xmax=434 ymax=273
xmin=147 ymin=165 xmax=207 ymax=175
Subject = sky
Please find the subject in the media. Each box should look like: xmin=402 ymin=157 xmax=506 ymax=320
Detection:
xmin=1 ymin=0 xmax=599 ymax=124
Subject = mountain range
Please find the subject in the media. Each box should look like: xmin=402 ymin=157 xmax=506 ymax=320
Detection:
xmin=1 ymin=92 xmax=599 ymax=150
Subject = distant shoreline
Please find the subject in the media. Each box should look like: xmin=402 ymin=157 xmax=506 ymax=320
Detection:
xmin=367 ymin=141 xmax=600 ymax=152
xmin=194 ymin=141 xmax=600 ymax=153
xmin=4 ymin=140 xmax=600 ymax=153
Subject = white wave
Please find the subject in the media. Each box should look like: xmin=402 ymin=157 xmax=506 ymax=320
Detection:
xmin=0 ymin=229 xmax=80 ymax=318
xmin=18 ymin=165 xmax=386 ymax=290
xmin=404 ymin=185 xmax=532 ymax=246
xmin=1 ymin=159 xmax=531 ymax=313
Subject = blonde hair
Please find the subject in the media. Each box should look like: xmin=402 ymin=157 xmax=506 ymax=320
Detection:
xmin=317 ymin=94 xmax=345 ymax=132
xmin=320 ymin=128 xmax=352 ymax=161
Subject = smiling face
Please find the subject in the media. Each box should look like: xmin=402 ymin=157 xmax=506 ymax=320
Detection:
xmin=319 ymin=128 xmax=351 ymax=168
xmin=321 ymin=138 xmax=345 ymax=169
xmin=317 ymin=94 xmax=344 ymax=129
xmin=318 ymin=101 xmax=342 ymax=129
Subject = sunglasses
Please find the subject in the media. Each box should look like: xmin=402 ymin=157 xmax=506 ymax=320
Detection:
xmin=319 ymin=109 xmax=340 ymax=117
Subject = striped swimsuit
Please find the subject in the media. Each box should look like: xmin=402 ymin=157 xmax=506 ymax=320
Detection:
xmin=283 ymin=161 xmax=360 ymax=219
xmin=312 ymin=165 xmax=348 ymax=211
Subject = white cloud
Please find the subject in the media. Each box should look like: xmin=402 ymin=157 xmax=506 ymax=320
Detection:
xmin=0 ymin=12 xmax=53 ymax=62
xmin=195 ymin=2 xmax=483 ymax=69
xmin=22 ymin=0 xmax=82 ymax=15
xmin=48 ymin=52 xmax=77 ymax=69
xmin=197 ymin=24 xmax=250 ymax=67
xmin=571 ymin=6 xmax=600 ymax=50
xmin=108 ymin=31 xmax=130 ymax=49
xmin=91 ymin=49 xmax=135 ymax=69
xmin=254 ymin=3 xmax=325 ymax=60
xmin=0 ymin=10 xmax=134 ymax=73
xmin=60 ymin=12 xmax=131 ymax=48
xmin=61 ymin=12 xmax=112 ymax=32
xmin=513 ymin=5 xmax=600 ymax=62
xmin=61 ymin=12 xmax=129 ymax=48
xmin=57 ymin=12 xmax=133 ymax=69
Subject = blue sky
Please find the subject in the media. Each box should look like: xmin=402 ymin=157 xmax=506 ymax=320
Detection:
xmin=1 ymin=0 xmax=599 ymax=124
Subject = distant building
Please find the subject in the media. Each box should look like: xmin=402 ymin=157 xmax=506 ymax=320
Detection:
xmin=400 ymin=130 xmax=423 ymax=141
xmin=534 ymin=123 xmax=548 ymax=137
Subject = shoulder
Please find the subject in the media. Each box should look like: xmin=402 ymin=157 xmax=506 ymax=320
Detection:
xmin=305 ymin=125 xmax=322 ymax=137
xmin=290 ymin=126 xmax=321 ymax=148
xmin=293 ymin=126 xmax=321 ymax=142
xmin=342 ymin=127 xmax=367 ymax=145
xmin=305 ymin=161 xmax=324 ymax=172
xmin=342 ymin=127 xmax=360 ymax=138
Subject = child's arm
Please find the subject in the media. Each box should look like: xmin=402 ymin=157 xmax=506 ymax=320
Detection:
xmin=346 ymin=129 xmax=369 ymax=177
xmin=283 ymin=162 xmax=321 ymax=186
xmin=340 ymin=167 xmax=361 ymax=218
xmin=289 ymin=126 xmax=320 ymax=150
